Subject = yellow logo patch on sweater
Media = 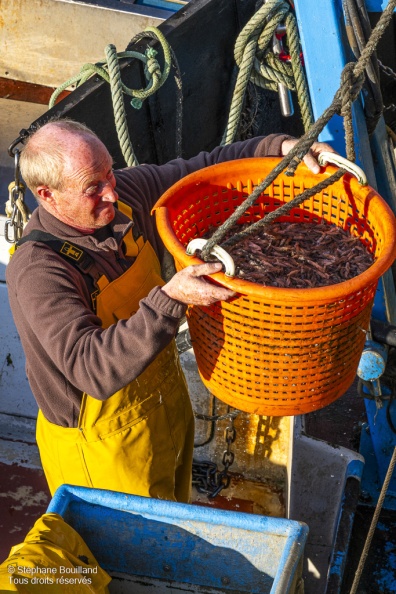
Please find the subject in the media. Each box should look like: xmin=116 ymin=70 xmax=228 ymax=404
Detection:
xmin=60 ymin=242 xmax=83 ymax=261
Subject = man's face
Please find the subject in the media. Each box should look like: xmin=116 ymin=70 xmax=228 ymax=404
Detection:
xmin=45 ymin=136 xmax=119 ymax=232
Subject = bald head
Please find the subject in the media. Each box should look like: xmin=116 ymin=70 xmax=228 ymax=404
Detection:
xmin=19 ymin=120 xmax=106 ymax=199
xmin=20 ymin=119 xmax=118 ymax=232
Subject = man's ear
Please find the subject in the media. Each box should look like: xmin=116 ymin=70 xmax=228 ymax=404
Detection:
xmin=37 ymin=186 xmax=55 ymax=204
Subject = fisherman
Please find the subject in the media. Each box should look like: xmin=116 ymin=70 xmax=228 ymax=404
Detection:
xmin=6 ymin=119 xmax=333 ymax=502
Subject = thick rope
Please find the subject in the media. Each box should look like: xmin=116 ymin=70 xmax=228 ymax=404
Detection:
xmin=349 ymin=445 xmax=396 ymax=594
xmin=49 ymin=27 xmax=178 ymax=166
xmin=221 ymin=0 xmax=289 ymax=145
xmin=285 ymin=11 xmax=314 ymax=131
xmin=105 ymin=45 xmax=138 ymax=167
xmin=201 ymin=0 xmax=396 ymax=259
xmin=258 ymin=52 xmax=295 ymax=90
xmin=222 ymin=0 xmax=313 ymax=145
xmin=340 ymin=62 xmax=362 ymax=163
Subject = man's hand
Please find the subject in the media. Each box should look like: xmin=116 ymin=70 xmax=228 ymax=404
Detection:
xmin=162 ymin=262 xmax=235 ymax=306
xmin=281 ymin=138 xmax=337 ymax=174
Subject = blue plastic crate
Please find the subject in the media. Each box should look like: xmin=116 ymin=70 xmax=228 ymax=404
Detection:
xmin=48 ymin=485 xmax=308 ymax=594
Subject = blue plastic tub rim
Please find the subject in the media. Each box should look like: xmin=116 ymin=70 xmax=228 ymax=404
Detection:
xmin=48 ymin=484 xmax=307 ymax=537
xmin=47 ymin=485 xmax=309 ymax=594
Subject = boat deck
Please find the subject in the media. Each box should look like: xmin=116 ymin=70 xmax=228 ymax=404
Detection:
xmin=0 ymin=461 xmax=50 ymax=562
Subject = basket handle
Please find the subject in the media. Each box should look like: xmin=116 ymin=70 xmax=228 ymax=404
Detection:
xmin=318 ymin=151 xmax=367 ymax=186
xmin=186 ymin=238 xmax=235 ymax=277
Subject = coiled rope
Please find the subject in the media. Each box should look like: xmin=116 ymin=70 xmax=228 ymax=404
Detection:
xmin=221 ymin=0 xmax=314 ymax=146
xmin=201 ymin=0 xmax=396 ymax=259
xmin=49 ymin=27 xmax=182 ymax=167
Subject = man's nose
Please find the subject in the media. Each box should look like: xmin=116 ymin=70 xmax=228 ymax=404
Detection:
xmin=101 ymin=182 xmax=118 ymax=202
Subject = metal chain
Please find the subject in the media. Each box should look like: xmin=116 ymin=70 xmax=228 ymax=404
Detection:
xmin=192 ymin=407 xmax=239 ymax=498
xmin=194 ymin=408 xmax=240 ymax=423
xmin=192 ymin=461 xmax=221 ymax=496
xmin=215 ymin=416 xmax=237 ymax=494
xmin=378 ymin=59 xmax=396 ymax=82
xmin=378 ymin=60 xmax=396 ymax=132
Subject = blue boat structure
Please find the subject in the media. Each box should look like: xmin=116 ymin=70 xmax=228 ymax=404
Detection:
xmin=1 ymin=0 xmax=396 ymax=592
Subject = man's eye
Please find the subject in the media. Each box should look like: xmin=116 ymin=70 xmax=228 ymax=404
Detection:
xmin=86 ymin=186 xmax=98 ymax=195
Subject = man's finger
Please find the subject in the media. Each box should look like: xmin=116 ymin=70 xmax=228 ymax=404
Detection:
xmin=303 ymin=152 xmax=320 ymax=174
xmin=190 ymin=262 xmax=224 ymax=277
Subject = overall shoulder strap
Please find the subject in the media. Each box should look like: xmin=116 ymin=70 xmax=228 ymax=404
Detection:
xmin=18 ymin=231 xmax=98 ymax=276
xmin=116 ymin=200 xmax=145 ymax=256
xmin=17 ymin=230 xmax=104 ymax=311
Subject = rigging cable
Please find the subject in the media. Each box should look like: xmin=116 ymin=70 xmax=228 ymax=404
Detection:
xmin=349 ymin=445 xmax=396 ymax=594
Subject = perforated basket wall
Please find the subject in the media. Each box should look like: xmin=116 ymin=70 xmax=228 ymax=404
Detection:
xmin=154 ymin=158 xmax=396 ymax=416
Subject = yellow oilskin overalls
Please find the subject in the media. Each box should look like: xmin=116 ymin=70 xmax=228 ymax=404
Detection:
xmin=36 ymin=203 xmax=194 ymax=502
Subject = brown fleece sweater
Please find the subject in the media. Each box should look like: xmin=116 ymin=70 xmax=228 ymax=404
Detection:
xmin=6 ymin=135 xmax=288 ymax=427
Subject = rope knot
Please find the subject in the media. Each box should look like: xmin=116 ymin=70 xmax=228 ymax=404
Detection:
xmin=145 ymin=57 xmax=161 ymax=77
xmin=145 ymin=47 xmax=157 ymax=59
xmin=340 ymin=62 xmax=365 ymax=117
xmin=145 ymin=52 xmax=162 ymax=82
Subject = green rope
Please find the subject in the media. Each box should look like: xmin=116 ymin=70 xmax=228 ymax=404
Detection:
xmin=49 ymin=27 xmax=174 ymax=167
xmin=222 ymin=0 xmax=288 ymax=145
xmin=49 ymin=52 xmax=144 ymax=109
xmin=126 ymin=27 xmax=172 ymax=103
xmin=221 ymin=0 xmax=313 ymax=145
xmin=105 ymin=44 xmax=137 ymax=167
xmin=126 ymin=27 xmax=184 ymax=159
xmin=255 ymin=52 xmax=295 ymax=91
xmin=284 ymin=12 xmax=314 ymax=131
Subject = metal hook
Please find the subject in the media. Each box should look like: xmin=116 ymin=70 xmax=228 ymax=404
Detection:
xmin=186 ymin=238 xmax=235 ymax=277
xmin=8 ymin=128 xmax=29 ymax=159
xmin=14 ymin=149 xmax=20 ymax=188
xmin=318 ymin=151 xmax=368 ymax=185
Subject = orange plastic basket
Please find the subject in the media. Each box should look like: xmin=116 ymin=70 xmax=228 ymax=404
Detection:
xmin=153 ymin=157 xmax=396 ymax=416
